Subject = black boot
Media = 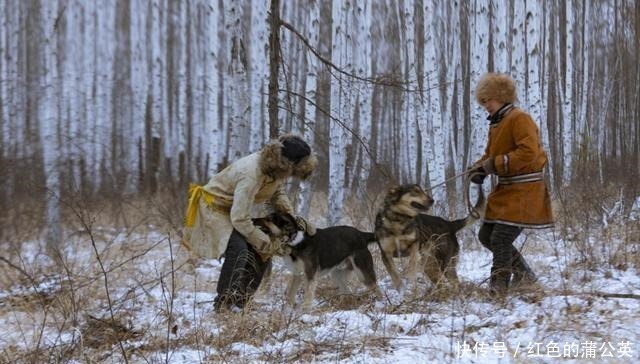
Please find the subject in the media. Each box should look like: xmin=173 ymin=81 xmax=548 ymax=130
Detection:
xmin=511 ymin=253 xmax=537 ymax=287
xmin=488 ymin=268 xmax=510 ymax=297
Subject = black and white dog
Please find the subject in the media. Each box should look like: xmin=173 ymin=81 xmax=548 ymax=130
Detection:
xmin=267 ymin=213 xmax=380 ymax=310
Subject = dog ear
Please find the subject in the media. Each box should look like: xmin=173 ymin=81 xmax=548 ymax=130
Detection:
xmin=388 ymin=185 xmax=398 ymax=195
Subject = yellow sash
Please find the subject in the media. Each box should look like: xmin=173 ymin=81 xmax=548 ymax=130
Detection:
xmin=184 ymin=184 xmax=216 ymax=227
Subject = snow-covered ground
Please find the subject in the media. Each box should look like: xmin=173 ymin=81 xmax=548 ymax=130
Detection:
xmin=1 ymin=220 xmax=639 ymax=363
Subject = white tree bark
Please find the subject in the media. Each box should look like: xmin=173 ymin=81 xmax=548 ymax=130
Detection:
xmin=328 ymin=0 xmax=350 ymax=225
xmin=203 ymin=1 xmax=222 ymax=171
xmin=575 ymin=1 xmax=590 ymax=161
xmin=524 ymin=0 xmax=540 ymax=118
xmin=491 ymin=0 xmax=508 ymax=72
xmin=94 ymin=2 xmax=116 ymax=191
xmin=470 ymin=0 xmax=490 ymax=167
xmin=40 ymin=0 xmax=62 ymax=252
xmin=225 ymin=0 xmax=250 ymax=162
xmin=400 ymin=0 xmax=417 ymax=183
xmin=248 ymin=0 xmax=269 ymax=150
xmin=296 ymin=0 xmax=320 ymax=216
xmin=130 ymin=0 xmax=147 ymax=187
xmin=424 ymin=2 xmax=446 ymax=211
xmin=354 ymin=0 xmax=372 ymax=194
xmin=0 ymin=0 xmax=8 ymax=167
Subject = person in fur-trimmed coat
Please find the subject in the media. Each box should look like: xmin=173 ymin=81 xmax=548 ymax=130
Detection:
xmin=183 ymin=134 xmax=317 ymax=310
xmin=469 ymin=72 xmax=554 ymax=296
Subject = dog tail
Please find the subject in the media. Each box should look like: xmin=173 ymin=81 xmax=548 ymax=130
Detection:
xmin=451 ymin=185 xmax=486 ymax=232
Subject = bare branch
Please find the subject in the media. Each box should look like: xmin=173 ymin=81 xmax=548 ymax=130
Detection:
xmin=279 ymin=20 xmax=408 ymax=89
xmin=279 ymin=19 xmax=454 ymax=93
xmin=276 ymin=88 xmax=393 ymax=181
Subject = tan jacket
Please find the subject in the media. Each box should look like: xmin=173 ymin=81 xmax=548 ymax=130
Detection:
xmin=185 ymin=141 xmax=315 ymax=259
xmin=475 ymin=107 xmax=554 ymax=228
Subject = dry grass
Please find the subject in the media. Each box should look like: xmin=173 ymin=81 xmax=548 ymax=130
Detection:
xmin=0 ymin=182 xmax=638 ymax=363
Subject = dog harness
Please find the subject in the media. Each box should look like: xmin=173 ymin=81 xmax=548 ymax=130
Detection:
xmin=497 ymin=171 xmax=544 ymax=185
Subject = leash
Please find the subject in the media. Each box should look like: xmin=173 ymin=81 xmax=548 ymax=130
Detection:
xmin=426 ymin=169 xmax=483 ymax=219
xmin=464 ymin=172 xmax=484 ymax=219
xmin=424 ymin=170 xmax=470 ymax=191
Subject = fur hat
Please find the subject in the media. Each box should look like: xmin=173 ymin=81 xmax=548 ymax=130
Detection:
xmin=475 ymin=73 xmax=517 ymax=104
xmin=259 ymin=134 xmax=317 ymax=180
xmin=280 ymin=135 xmax=311 ymax=163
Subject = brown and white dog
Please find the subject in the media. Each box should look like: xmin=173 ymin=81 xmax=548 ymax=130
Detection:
xmin=374 ymin=184 xmax=484 ymax=292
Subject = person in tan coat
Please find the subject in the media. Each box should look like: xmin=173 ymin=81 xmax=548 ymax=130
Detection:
xmin=183 ymin=134 xmax=317 ymax=310
xmin=469 ymin=73 xmax=554 ymax=295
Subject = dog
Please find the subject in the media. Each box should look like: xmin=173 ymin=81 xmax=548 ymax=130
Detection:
xmin=284 ymin=225 xmax=381 ymax=310
xmin=375 ymin=183 xmax=484 ymax=292
xmin=262 ymin=213 xmax=380 ymax=310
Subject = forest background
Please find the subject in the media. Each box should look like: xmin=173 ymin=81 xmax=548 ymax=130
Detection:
xmin=0 ymin=0 xmax=638 ymax=269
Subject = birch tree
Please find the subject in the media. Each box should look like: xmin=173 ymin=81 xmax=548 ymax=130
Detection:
xmin=352 ymin=0 xmax=373 ymax=202
xmin=296 ymin=0 xmax=321 ymax=216
xmin=327 ymin=0 xmax=350 ymax=225
xmin=225 ymin=0 xmax=250 ymax=161
xmin=1 ymin=0 xmax=639 ymax=225
xmin=39 ymin=0 xmax=62 ymax=253
xmin=423 ymin=2 xmax=447 ymax=210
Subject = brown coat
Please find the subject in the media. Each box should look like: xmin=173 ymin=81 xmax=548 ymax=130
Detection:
xmin=475 ymin=107 xmax=554 ymax=228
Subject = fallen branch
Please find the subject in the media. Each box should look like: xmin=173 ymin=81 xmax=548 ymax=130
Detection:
xmin=596 ymin=292 xmax=640 ymax=300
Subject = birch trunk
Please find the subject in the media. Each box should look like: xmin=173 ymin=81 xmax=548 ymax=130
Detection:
xmin=39 ymin=0 xmax=62 ymax=253
xmin=327 ymin=0 xmax=350 ymax=225
xmin=296 ymin=0 xmax=321 ymax=216
xmin=248 ymin=0 xmax=268 ymax=150
xmin=354 ymin=0 xmax=373 ymax=201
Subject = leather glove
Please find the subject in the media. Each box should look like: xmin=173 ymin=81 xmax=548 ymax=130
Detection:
xmin=248 ymin=233 xmax=273 ymax=261
xmin=482 ymin=157 xmax=497 ymax=175
xmin=295 ymin=215 xmax=316 ymax=236
xmin=253 ymin=237 xmax=292 ymax=261
xmin=467 ymin=164 xmax=486 ymax=184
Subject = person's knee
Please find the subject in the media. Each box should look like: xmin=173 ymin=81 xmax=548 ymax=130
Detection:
xmin=491 ymin=224 xmax=522 ymax=244
xmin=478 ymin=224 xmax=493 ymax=249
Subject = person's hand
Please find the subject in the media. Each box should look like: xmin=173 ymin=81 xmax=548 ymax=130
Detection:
xmin=295 ymin=215 xmax=316 ymax=236
xmin=246 ymin=230 xmax=272 ymax=256
xmin=467 ymin=164 xmax=487 ymax=184
xmin=481 ymin=157 xmax=497 ymax=175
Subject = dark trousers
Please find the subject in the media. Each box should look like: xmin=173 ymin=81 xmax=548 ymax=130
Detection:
xmin=214 ymin=230 xmax=268 ymax=310
xmin=478 ymin=222 xmax=536 ymax=291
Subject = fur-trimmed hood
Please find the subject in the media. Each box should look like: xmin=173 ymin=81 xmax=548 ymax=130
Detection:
xmin=259 ymin=139 xmax=317 ymax=180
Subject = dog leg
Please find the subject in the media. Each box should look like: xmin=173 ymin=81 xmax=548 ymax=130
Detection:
xmin=352 ymin=251 xmax=381 ymax=297
xmin=380 ymin=248 xmax=404 ymax=291
xmin=286 ymin=274 xmax=303 ymax=306
xmin=331 ymin=269 xmax=352 ymax=295
xmin=423 ymin=250 xmax=445 ymax=289
xmin=444 ymin=256 xmax=460 ymax=286
xmin=301 ymin=276 xmax=318 ymax=311
xmin=407 ymin=243 xmax=421 ymax=296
